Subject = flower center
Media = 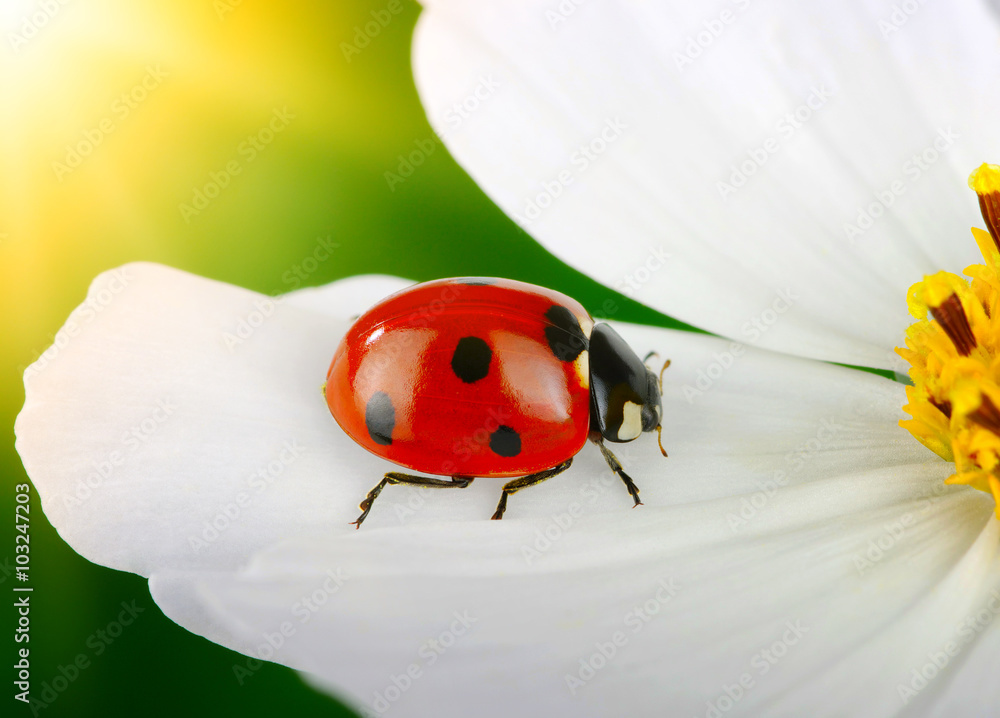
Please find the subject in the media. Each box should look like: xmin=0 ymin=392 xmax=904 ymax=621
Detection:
xmin=897 ymin=163 xmax=1000 ymax=517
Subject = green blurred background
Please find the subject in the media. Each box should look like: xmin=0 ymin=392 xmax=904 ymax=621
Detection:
xmin=1 ymin=1 xmax=675 ymax=716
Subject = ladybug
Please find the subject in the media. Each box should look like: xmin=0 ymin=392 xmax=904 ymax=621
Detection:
xmin=324 ymin=277 xmax=669 ymax=527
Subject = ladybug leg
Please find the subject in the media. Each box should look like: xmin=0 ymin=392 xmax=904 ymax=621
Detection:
xmin=490 ymin=459 xmax=573 ymax=521
xmin=594 ymin=440 xmax=643 ymax=507
xmin=352 ymin=473 xmax=474 ymax=529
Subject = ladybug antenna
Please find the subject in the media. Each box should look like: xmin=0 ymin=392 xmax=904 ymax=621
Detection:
xmin=644 ymin=350 xmax=659 ymax=364
xmin=655 ymin=424 xmax=668 ymax=457
xmin=658 ymin=358 xmax=671 ymax=392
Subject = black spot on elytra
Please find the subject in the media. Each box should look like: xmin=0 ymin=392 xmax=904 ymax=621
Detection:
xmin=489 ymin=425 xmax=521 ymax=457
xmin=365 ymin=391 xmax=395 ymax=446
xmin=451 ymin=336 xmax=492 ymax=383
xmin=544 ymin=305 xmax=588 ymax=362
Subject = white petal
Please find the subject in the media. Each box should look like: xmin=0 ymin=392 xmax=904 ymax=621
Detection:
xmin=150 ymin=494 xmax=998 ymax=717
xmin=14 ymin=263 xmax=413 ymax=575
xmin=412 ymin=0 xmax=1000 ymax=369
xmin=20 ymin=264 xmax=998 ymax=714
xmin=920 ymin=555 xmax=1000 ymax=717
xmin=17 ymin=264 xmax=921 ymax=579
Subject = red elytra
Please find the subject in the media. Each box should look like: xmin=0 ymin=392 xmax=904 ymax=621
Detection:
xmin=325 ymin=277 xmax=666 ymax=526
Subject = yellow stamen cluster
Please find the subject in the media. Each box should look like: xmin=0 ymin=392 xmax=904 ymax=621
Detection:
xmin=897 ymin=164 xmax=1000 ymax=517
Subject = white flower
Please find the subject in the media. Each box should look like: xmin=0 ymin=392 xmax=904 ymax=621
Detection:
xmin=14 ymin=2 xmax=1000 ymax=717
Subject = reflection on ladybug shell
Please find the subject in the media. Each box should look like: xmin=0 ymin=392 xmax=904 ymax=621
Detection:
xmin=325 ymin=277 xmax=595 ymax=478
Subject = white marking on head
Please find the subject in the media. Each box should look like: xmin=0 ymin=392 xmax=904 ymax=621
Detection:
xmin=574 ymin=350 xmax=589 ymax=390
xmin=618 ymin=400 xmax=643 ymax=441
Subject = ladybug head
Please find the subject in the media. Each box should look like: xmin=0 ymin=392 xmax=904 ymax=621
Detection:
xmin=588 ymin=324 xmax=665 ymax=452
